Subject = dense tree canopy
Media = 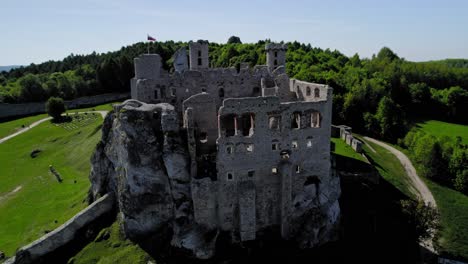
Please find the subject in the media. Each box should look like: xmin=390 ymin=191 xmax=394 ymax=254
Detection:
xmin=1 ymin=40 xmax=467 ymax=132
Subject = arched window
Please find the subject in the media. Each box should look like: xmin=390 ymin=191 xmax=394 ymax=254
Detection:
xmin=274 ymin=59 xmax=278 ymax=66
xmin=291 ymin=112 xmax=301 ymax=129
xmin=311 ymin=111 xmax=321 ymax=128
xmin=314 ymin=88 xmax=320 ymax=98
xmin=198 ymin=50 xmax=202 ymax=57
xmin=306 ymin=86 xmax=311 ymax=96
xmin=219 ymin=88 xmax=225 ymax=98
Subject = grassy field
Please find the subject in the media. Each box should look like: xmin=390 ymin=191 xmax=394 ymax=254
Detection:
xmin=0 ymin=101 xmax=119 ymax=139
xmin=69 ymin=221 xmax=153 ymax=264
xmin=0 ymin=113 xmax=102 ymax=257
xmin=331 ymin=137 xmax=367 ymax=162
xmin=358 ymin=137 xmax=417 ymax=199
xmin=414 ymin=120 xmax=468 ymax=144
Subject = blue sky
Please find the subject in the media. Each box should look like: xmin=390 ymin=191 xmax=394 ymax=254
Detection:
xmin=1 ymin=0 xmax=468 ymax=65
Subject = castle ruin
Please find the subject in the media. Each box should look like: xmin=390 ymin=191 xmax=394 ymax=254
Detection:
xmin=130 ymin=40 xmax=340 ymax=244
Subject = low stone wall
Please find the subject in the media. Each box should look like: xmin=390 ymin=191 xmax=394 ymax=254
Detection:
xmin=11 ymin=194 xmax=114 ymax=264
xmin=335 ymin=125 xmax=363 ymax=154
xmin=0 ymin=93 xmax=129 ymax=120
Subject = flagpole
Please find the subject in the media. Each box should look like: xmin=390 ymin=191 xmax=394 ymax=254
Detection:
xmin=147 ymin=41 xmax=150 ymax=54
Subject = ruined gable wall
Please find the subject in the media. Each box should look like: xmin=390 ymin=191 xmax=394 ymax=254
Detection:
xmin=291 ymin=79 xmax=330 ymax=102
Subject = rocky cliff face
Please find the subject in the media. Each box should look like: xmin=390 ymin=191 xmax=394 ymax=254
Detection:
xmin=89 ymin=99 xmax=340 ymax=259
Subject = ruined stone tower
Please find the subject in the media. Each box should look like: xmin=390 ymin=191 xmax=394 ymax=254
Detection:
xmin=265 ymin=43 xmax=287 ymax=71
xmin=189 ymin=40 xmax=209 ymax=70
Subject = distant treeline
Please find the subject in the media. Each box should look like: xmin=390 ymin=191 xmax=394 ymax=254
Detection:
xmin=1 ymin=39 xmax=468 ymax=138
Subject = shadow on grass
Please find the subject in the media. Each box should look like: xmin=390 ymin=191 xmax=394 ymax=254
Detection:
xmin=87 ymin=124 xmax=103 ymax=138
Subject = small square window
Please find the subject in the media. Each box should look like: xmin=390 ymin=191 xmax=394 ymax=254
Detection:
xmin=226 ymin=146 xmax=233 ymax=154
xmin=227 ymin=173 xmax=233 ymax=181
xmin=248 ymin=170 xmax=255 ymax=178
xmin=307 ymin=140 xmax=312 ymax=148
xmin=199 ymin=132 xmax=207 ymax=143
xmin=292 ymin=140 xmax=298 ymax=149
xmin=269 ymin=116 xmax=280 ymax=130
xmin=246 ymin=144 xmax=254 ymax=152
xmin=272 ymin=167 xmax=278 ymax=174
xmin=271 ymin=142 xmax=279 ymax=151
xmin=295 ymin=165 xmax=301 ymax=174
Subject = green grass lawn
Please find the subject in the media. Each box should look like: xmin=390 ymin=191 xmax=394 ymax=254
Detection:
xmin=0 ymin=114 xmax=102 ymax=257
xmin=358 ymin=138 xmax=417 ymax=199
xmin=69 ymin=221 xmax=154 ymax=264
xmin=0 ymin=101 xmax=120 ymax=140
xmin=0 ymin=114 xmax=49 ymax=139
xmin=415 ymin=120 xmax=468 ymax=144
xmin=331 ymin=137 xmax=367 ymax=162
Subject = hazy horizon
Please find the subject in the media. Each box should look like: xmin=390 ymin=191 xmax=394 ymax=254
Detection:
xmin=2 ymin=0 xmax=468 ymax=65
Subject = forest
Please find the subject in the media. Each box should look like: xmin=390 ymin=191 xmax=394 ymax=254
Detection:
xmin=1 ymin=38 xmax=467 ymax=192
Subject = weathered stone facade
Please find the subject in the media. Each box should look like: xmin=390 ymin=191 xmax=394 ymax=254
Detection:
xmin=127 ymin=41 xmax=340 ymax=247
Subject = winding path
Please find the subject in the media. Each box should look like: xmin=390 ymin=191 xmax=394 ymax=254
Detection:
xmin=363 ymin=136 xmax=436 ymax=207
xmin=0 ymin=111 xmax=108 ymax=145
xmin=363 ymin=136 xmax=438 ymax=255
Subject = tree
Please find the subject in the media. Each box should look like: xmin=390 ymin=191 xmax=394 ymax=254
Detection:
xmin=18 ymin=74 xmax=47 ymax=102
xmin=45 ymin=97 xmax=66 ymax=120
xmin=424 ymin=141 xmax=449 ymax=183
xmin=400 ymin=199 xmax=439 ymax=241
xmin=454 ymin=170 xmax=468 ymax=194
xmin=375 ymin=96 xmax=405 ymax=141
xmin=376 ymin=47 xmax=399 ymax=62
xmin=227 ymin=36 xmax=242 ymax=44
xmin=446 ymin=86 xmax=468 ymax=122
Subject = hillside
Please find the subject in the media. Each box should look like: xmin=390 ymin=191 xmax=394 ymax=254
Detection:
xmin=0 ymin=65 xmax=21 ymax=73
xmin=1 ymin=40 xmax=467 ymax=146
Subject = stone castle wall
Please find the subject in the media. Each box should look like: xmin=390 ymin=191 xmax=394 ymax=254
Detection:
xmin=10 ymin=194 xmax=114 ymax=264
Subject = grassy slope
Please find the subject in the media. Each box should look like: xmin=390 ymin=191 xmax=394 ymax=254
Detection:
xmin=0 ymin=101 xmax=119 ymax=139
xmin=69 ymin=222 xmax=153 ymax=264
xmin=331 ymin=137 xmax=367 ymax=162
xmin=415 ymin=120 xmax=468 ymax=144
xmin=402 ymin=120 xmax=468 ymax=259
xmin=427 ymin=180 xmax=468 ymax=260
xmin=358 ymin=137 xmax=416 ymax=199
xmin=0 ymin=114 xmax=102 ymax=256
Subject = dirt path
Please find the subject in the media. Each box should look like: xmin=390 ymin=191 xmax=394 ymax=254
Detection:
xmin=363 ymin=136 xmax=436 ymax=207
xmin=0 ymin=111 xmax=108 ymax=144
xmin=0 ymin=185 xmax=23 ymax=203
xmin=363 ymin=136 xmax=438 ymax=255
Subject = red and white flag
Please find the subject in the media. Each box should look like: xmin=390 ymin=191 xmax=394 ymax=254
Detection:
xmin=147 ymin=35 xmax=156 ymax=41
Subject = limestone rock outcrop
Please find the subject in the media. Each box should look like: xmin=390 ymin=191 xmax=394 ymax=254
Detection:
xmin=89 ymin=99 xmax=214 ymax=258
